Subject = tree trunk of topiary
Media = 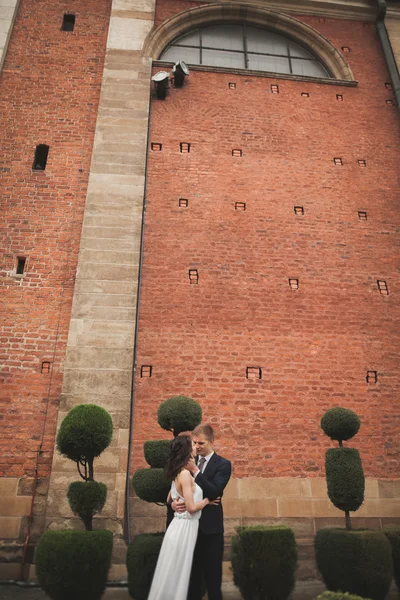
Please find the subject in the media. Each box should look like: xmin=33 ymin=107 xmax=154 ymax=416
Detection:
xmin=83 ymin=513 xmax=93 ymax=531
xmin=88 ymin=458 xmax=94 ymax=481
xmin=345 ymin=510 xmax=351 ymax=530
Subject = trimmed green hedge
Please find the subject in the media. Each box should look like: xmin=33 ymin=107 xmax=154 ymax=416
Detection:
xmin=36 ymin=530 xmax=113 ymax=600
xmin=383 ymin=529 xmax=400 ymax=592
xmin=316 ymin=593 xmax=371 ymax=600
xmin=127 ymin=533 xmax=164 ymax=600
xmin=67 ymin=481 xmax=107 ymax=530
xmin=315 ymin=529 xmax=393 ymax=600
xmin=231 ymin=525 xmax=297 ymax=600
xmin=57 ymin=404 xmax=113 ymax=462
xmin=325 ymin=448 xmax=364 ymax=513
xmin=132 ymin=468 xmax=170 ymax=503
xmin=144 ymin=440 xmax=171 ymax=468
xmin=157 ymin=395 xmax=202 ymax=436
xmin=321 ymin=407 xmax=360 ymax=443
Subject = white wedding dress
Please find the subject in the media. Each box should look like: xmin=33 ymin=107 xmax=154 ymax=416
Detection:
xmin=147 ymin=480 xmax=203 ymax=600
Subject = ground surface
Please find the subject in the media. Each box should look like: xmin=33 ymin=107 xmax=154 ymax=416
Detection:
xmin=0 ymin=582 xmax=399 ymax=600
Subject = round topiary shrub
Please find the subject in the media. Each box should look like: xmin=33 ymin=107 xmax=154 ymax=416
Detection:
xmin=144 ymin=440 xmax=171 ymax=468
xmin=315 ymin=529 xmax=393 ymax=600
xmin=321 ymin=407 xmax=360 ymax=443
xmin=36 ymin=530 xmax=113 ymax=600
xmin=383 ymin=529 xmax=400 ymax=593
xmin=127 ymin=533 xmax=164 ymax=600
xmin=231 ymin=525 xmax=297 ymax=600
xmin=67 ymin=481 xmax=107 ymax=531
xmin=316 ymin=593 xmax=371 ymax=600
xmin=325 ymin=447 xmax=365 ymax=513
xmin=157 ymin=395 xmax=202 ymax=436
xmin=57 ymin=404 xmax=113 ymax=463
xmin=132 ymin=468 xmax=171 ymax=503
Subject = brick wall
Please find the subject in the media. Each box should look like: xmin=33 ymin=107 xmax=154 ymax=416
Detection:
xmin=0 ymin=0 xmax=111 ymax=540
xmin=131 ymin=10 xmax=400 ymax=480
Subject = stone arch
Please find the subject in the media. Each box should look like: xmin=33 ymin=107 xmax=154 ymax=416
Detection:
xmin=143 ymin=3 xmax=355 ymax=81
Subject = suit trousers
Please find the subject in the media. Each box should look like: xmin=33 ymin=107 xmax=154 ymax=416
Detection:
xmin=187 ymin=529 xmax=224 ymax=600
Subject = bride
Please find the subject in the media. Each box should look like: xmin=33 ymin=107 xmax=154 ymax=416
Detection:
xmin=148 ymin=434 xmax=212 ymax=600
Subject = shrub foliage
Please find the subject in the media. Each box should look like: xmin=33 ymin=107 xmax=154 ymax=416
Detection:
xmin=36 ymin=530 xmax=113 ymax=600
xmin=127 ymin=533 xmax=164 ymax=600
xmin=321 ymin=407 xmax=360 ymax=443
xmin=67 ymin=481 xmax=107 ymax=531
xmin=383 ymin=529 xmax=400 ymax=592
xmin=320 ymin=407 xmax=364 ymax=529
xmin=132 ymin=468 xmax=171 ymax=503
xmin=57 ymin=404 xmax=113 ymax=480
xmin=144 ymin=440 xmax=171 ymax=468
xmin=315 ymin=529 xmax=393 ymax=600
xmin=157 ymin=395 xmax=202 ymax=436
xmin=325 ymin=448 xmax=365 ymax=513
xmin=231 ymin=525 xmax=297 ymax=600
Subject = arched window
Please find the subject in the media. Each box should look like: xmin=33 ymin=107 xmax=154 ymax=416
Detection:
xmin=159 ymin=24 xmax=330 ymax=78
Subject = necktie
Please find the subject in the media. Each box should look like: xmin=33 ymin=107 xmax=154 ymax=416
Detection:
xmin=198 ymin=457 xmax=206 ymax=473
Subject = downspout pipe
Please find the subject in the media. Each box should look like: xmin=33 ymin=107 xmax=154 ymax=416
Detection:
xmin=123 ymin=81 xmax=153 ymax=545
xmin=376 ymin=0 xmax=400 ymax=109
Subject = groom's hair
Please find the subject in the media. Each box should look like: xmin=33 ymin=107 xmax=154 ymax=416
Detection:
xmin=193 ymin=424 xmax=214 ymax=442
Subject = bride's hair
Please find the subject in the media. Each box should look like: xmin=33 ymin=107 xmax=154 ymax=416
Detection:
xmin=165 ymin=434 xmax=193 ymax=481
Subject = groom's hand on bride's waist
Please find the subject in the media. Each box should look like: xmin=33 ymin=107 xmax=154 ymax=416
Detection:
xmin=171 ymin=499 xmax=187 ymax=513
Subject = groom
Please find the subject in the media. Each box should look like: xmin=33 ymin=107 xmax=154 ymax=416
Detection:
xmin=172 ymin=423 xmax=231 ymax=600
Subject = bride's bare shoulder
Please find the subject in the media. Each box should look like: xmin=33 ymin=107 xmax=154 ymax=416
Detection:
xmin=176 ymin=469 xmax=191 ymax=483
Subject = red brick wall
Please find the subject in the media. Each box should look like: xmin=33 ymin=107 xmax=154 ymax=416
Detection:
xmin=0 ymin=0 xmax=111 ymax=478
xmin=132 ymin=8 xmax=400 ymax=478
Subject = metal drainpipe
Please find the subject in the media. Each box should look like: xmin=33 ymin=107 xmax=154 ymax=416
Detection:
xmin=124 ymin=80 xmax=153 ymax=545
xmin=376 ymin=0 xmax=400 ymax=109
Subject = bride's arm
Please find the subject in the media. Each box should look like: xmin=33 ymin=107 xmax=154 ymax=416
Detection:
xmin=178 ymin=471 xmax=209 ymax=514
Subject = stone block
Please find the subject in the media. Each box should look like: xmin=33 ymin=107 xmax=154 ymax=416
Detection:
xmin=0 ymin=517 xmax=21 ymax=539
xmin=312 ymin=499 xmax=342 ymax=517
xmin=378 ymin=479 xmax=400 ymax=499
xmin=224 ymin=498 xmax=278 ymax=518
xmin=238 ymin=478 xmax=279 ymax=499
xmin=65 ymin=347 xmax=134 ymax=370
xmin=365 ymin=479 xmax=379 ymax=498
xmin=224 ymin=478 xmax=239 ymax=499
xmin=224 ymin=518 xmax=241 ymax=536
xmin=130 ymin=497 xmax=166 ymax=518
xmin=362 ymin=499 xmax=400 ymax=518
xmin=278 ymin=498 xmax=313 ymax=518
xmin=0 ymin=478 xmax=18 ymax=496
xmin=310 ymin=478 xmax=327 ymax=498
xmin=109 ymin=564 xmax=128 ymax=582
xmin=131 ymin=516 xmax=166 ymax=536
xmin=0 ymin=497 xmax=32 ymax=517
xmin=112 ymin=537 xmax=128 ymax=564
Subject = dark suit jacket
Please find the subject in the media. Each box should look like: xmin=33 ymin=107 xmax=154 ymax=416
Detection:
xmin=195 ymin=453 xmax=231 ymax=535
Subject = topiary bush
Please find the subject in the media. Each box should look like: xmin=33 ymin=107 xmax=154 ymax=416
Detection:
xmin=57 ymin=404 xmax=113 ymax=530
xmin=67 ymin=481 xmax=107 ymax=531
xmin=383 ymin=529 xmax=400 ymax=593
xmin=144 ymin=440 xmax=171 ymax=468
xmin=126 ymin=533 xmax=164 ymax=600
xmin=321 ymin=407 xmax=364 ymax=530
xmin=321 ymin=408 xmax=360 ymax=443
xmin=132 ymin=468 xmax=171 ymax=503
xmin=36 ymin=530 xmax=113 ymax=600
xmin=316 ymin=593 xmax=371 ymax=600
xmin=315 ymin=529 xmax=393 ymax=600
xmin=132 ymin=395 xmax=202 ymax=507
xmin=157 ymin=395 xmax=202 ymax=436
xmin=325 ymin=448 xmax=364 ymax=513
xmin=57 ymin=404 xmax=113 ymax=479
xmin=231 ymin=525 xmax=298 ymax=600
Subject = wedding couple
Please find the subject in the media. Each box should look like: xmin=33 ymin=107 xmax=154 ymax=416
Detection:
xmin=148 ymin=424 xmax=232 ymax=600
